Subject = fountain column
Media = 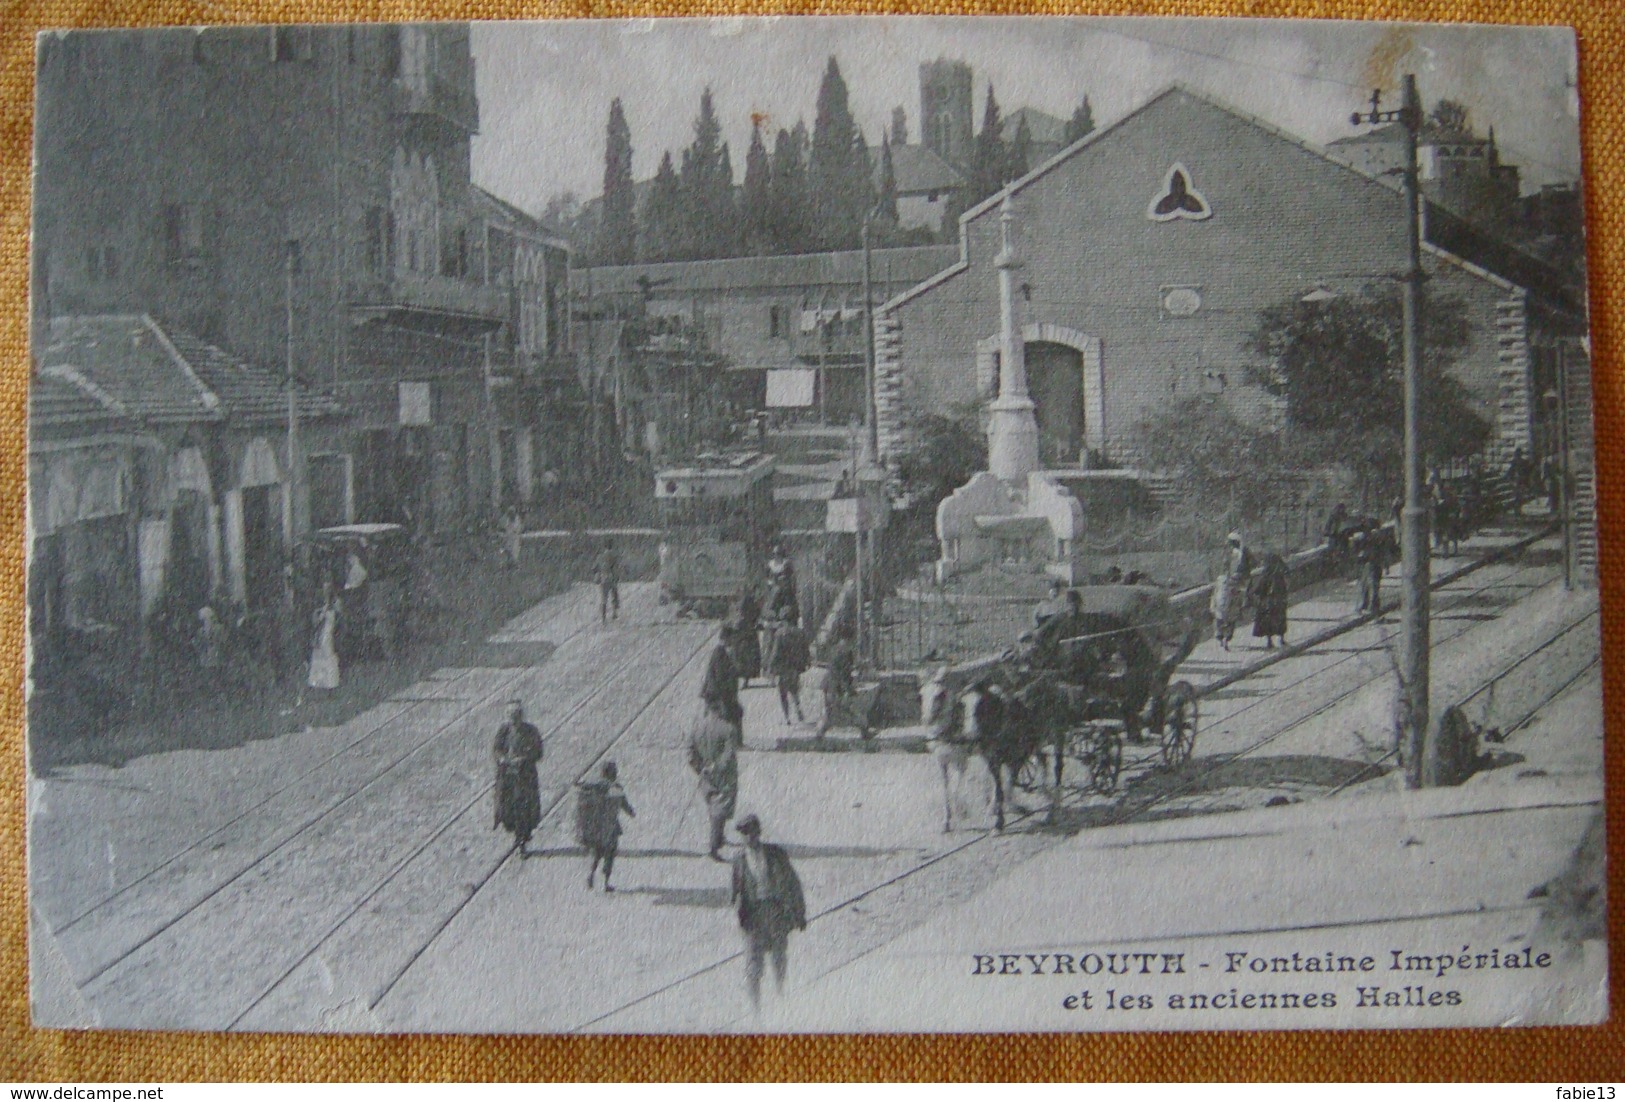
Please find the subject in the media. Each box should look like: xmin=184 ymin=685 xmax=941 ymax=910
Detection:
xmin=986 ymin=195 xmax=1041 ymax=489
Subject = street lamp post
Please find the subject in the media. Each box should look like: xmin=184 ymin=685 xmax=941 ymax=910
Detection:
xmin=1352 ymin=75 xmax=1430 ymax=787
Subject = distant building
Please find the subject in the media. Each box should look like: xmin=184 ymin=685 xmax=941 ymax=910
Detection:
xmin=32 ymin=25 xmax=569 ymax=542
xmin=919 ymin=59 xmax=974 ymax=169
xmin=1002 ymin=106 xmax=1069 ymax=167
xmin=875 ymin=86 xmax=1587 ymax=495
xmin=1326 ymin=119 xmax=1521 ymax=229
xmin=870 ymin=143 xmax=966 ymax=234
xmin=579 ymin=245 xmax=957 ymax=430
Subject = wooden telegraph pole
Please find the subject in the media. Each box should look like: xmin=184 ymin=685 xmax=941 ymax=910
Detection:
xmin=1352 ymin=76 xmax=1430 ymax=786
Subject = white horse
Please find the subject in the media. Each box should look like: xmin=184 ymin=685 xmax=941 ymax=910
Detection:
xmin=920 ymin=665 xmax=1035 ymax=832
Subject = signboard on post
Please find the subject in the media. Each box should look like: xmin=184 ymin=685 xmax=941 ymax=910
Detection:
xmin=826 ymin=495 xmax=885 ymax=533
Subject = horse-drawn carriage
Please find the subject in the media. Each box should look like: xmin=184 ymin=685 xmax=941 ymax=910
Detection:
xmin=921 ymin=584 xmax=1205 ymax=830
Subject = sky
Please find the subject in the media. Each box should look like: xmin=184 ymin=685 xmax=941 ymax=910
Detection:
xmin=469 ymin=17 xmax=1582 ymax=218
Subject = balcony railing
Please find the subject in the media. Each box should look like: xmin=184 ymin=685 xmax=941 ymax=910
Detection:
xmin=392 ymin=73 xmax=479 ymax=134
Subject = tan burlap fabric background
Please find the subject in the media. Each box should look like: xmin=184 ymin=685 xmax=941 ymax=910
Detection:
xmin=0 ymin=0 xmax=1621 ymax=1080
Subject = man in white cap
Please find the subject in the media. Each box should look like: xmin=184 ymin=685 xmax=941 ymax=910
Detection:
xmin=730 ymin=813 xmax=806 ymax=1009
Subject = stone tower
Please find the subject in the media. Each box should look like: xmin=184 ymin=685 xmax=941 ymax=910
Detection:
xmin=919 ymin=58 xmax=973 ymax=169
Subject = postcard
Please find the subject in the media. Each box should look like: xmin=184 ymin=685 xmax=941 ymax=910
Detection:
xmin=25 ymin=16 xmax=1602 ymax=1033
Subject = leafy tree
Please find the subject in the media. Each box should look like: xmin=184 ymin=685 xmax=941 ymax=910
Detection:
xmin=640 ymin=151 xmax=683 ymax=262
xmin=1131 ymin=395 xmax=1302 ymax=523
xmin=598 ymin=98 xmax=637 ymax=266
xmin=1426 ymin=98 xmax=1472 ymax=139
xmin=769 ymin=123 xmax=812 ymax=254
xmin=809 ymin=56 xmax=874 ymax=251
xmin=893 ymin=403 xmax=988 ymax=515
xmin=1063 ymin=95 xmax=1095 ymax=145
xmin=1244 ymin=283 xmax=1489 ymax=493
xmin=740 ymin=120 xmax=774 ymax=257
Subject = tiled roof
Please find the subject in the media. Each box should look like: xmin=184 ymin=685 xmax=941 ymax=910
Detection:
xmin=35 ymin=315 xmax=343 ymax=428
xmin=873 ymin=143 xmax=966 ymax=196
xmin=1002 ymin=106 xmax=1067 ymax=148
xmin=29 ymin=371 xmax=129 ymax=430
xmin=160 ymin=327 xmax=342 ymax=422
xmin=583 ymin=245 xmax=959 ymax=296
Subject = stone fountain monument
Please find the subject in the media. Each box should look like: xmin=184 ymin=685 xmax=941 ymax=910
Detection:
xmin=935 ymin=196 xmax=1085 ymax=583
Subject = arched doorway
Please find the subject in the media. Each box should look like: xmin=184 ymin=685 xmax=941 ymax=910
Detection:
xmin=975 ymin=323 xmax=1106 ymax=467
xmin=1026 ymin=341 xmax=1085 ymax=466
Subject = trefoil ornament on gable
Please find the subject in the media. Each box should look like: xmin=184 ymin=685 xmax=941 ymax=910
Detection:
xmin=1147 ymin=162 xmax=1212 ymax=222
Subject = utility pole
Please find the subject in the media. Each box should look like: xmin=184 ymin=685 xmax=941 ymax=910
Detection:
xmin=1353 ymin=76 xmax=1429 ymax=787
xmin=285 ymin=238 xmax=302 ymax=547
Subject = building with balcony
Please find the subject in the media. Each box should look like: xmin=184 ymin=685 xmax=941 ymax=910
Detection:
xmin=32 ymin=24 xmax=533 ymax=540
xmin=578 ymin=245 xmax=956 ymax=426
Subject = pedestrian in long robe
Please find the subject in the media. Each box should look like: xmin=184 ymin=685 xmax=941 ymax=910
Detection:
xmin=1211 ymin=572 xmax=1243 ymax=651
xmin=493 ymin=700 xmax=545 ymax=857
xmin=702 ymin=630 xmax=744 ymax=727
xmin=593 ymin=539 xmax=621 ymax=624
xmin=575 ymin=760 xmax=635 ymax=891
xmin=501 ymin=505 xmax=524 ymax=570
xmin=688 ymin=702 xmax=742 ymax=861
xmin=730 ymin=814 xmax=807 ymax=1010
xmin=1250 ymin=553 xmax=1290 ymax=649
xmin=307 ymin=591 xmax=341 ymax=691
xmin=1353 ymin=530 xmax=1383 ymax=614
xmin=729 ymin=590 xmax=762 ymax=686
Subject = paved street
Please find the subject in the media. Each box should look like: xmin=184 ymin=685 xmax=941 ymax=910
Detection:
xmin=28 ymin=532 xmax=1592 ymax=1032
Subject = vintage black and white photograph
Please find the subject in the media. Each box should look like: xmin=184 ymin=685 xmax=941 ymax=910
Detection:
xmin=24 ymin=15 xmax=1603 ymax=1033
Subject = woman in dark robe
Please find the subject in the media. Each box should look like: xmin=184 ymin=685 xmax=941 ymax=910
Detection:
xmin=1250 ymin=553 xmax=1290 ymax=649
xmin=729 ymin=589 xmax=762 ymax=686
xmin=493 ymin=700 xmax=545 ymax=856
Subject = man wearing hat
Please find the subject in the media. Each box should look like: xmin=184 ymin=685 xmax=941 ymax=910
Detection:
xmin=730 ymin=814 xmax=807 ymax=1009
xmin=688 ymin=693 xmax=743 ymax=861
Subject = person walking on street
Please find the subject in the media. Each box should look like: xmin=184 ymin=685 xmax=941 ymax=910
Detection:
xmin=729 ymin=589 xmax=763 ymax=687
xmin=730 ymin=814 xmax=807 ymax=1010
xmin=594 ymin=538 xmax=621 ymax=624
xmin=702 ymin=627 xmax=744 ymax=727
xmin=1249 ymin=552 xmax=1290 ymax=649
xmin=688 ymin=698 xmax=742 ymax=861
xmin=575 ymin=760 xmax=635 ymax=892
xmin=768 ymin=618 xmax=810 ymax=725
xmin=493 ymin=700 xmax=545 ymax=858
xmin=306 ymin=586 xmax=341 ymax=695
xmin=501 ymin=505 xmax=525 ymax=570
xmin=1353 ymin=530 xmax=1382 ymax=614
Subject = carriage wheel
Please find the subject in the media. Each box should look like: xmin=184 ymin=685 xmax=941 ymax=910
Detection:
xmin=1078 ymin=725 xmax=1122 ymax=795
xmin=1160 ymin=681 xmax=1198 ymax=768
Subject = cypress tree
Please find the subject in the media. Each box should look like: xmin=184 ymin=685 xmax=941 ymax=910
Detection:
xmin=969 ymin=83 xmax=1007 ymax=204
xmin=1064 ymin=94 xmax=1095 ymax=145
xmin=809 ymin=56 xmax=873 ymax=251
xmin=598 ymin=98 xmax=637 ymax=266
xmin=641 ymin=150 xmax=683 ymax=262
xmin=890 ymin=105 xmax=908 ymax=146
xmin=1008 ymin=115 xmax=1032 ymax=181
xmin=769 ymin=123 xmax=811 ymax=254
xmin=678 ymin=87 xmax=733 ymax=259
xmin=876 ymin=132 xmax=899 ymax=228
xmin=741 ymin=121 xmax=774 ymax=257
